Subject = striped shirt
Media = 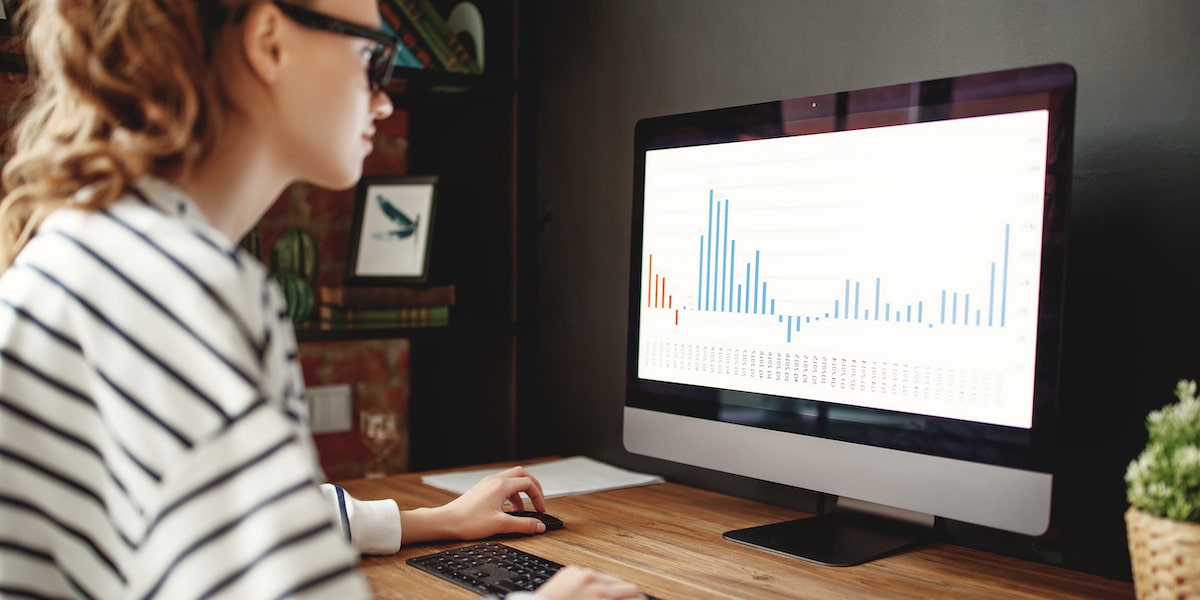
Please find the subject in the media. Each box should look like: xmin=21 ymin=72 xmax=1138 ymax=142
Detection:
xmin=0 ymin=178 xmax=376 ymax=599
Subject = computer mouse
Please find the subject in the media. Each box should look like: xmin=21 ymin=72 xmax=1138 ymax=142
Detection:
xmin=506 ymin=510 xmax=564 ymax=531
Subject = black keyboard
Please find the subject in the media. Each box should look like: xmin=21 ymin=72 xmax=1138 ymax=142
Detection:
xmin=407 ymin=541 xmax=663 ymax=599
xmin=407 ymin=542 xmax=561 ymax=597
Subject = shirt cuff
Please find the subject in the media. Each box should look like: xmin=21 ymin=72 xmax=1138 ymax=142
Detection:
xmin=319 ymin=484 xmax=403 ymax=555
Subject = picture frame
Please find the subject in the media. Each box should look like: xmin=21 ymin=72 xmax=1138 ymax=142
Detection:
xmin=346 ymin=175 xmax=437 ymax=283
xmin=0 ymin=1 xmax=18 ymax=36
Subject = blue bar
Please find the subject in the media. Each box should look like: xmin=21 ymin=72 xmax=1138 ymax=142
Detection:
xmin=763 ymin=283 xmax=769 ymax=314
xmin=770 ymin=297 xmax=775 ymax=315
xmin=906 ymin=305 xmax=912 ymax=322
xmin=854 ymin=281 xmax=861 ymax=319
xmin=1002 ymin=224 xmax=1010 ymax=327
xmin=844 ymin=280 xmax=851 ymax=319
xmin=833 ymin=300 xmax=839 ymax=318
xmin=754 ymin=251 xmax=761 ymax=314
xmin=885 ymin=302 xmax=891 ymax=321
xmin=865 ymin=310 xmax=870 ymax=320
xmin=940 ymin=291 xmax=946 ymax=324
xmin=808 ymin=316 xmax=813 ymax=322
xmin=918 ymin=301 xmax=924 ymax=323
xmin=896 ymin=310 xmax=901 ymax=321
xmin=976 ymin=310 xmax=981 ymax=326
xmin=964 ymin=294 xmax=971 ymax=326
xmin=715 ymin=202 xmax=724 ymax=311
xmin=711 ymin=198 xmax=719 ymax=311
xmin=874 ymin=278 xmax=881 ymax=321
xmin=787 ymin=316 xmax=793 ymax=342
xmin=778 ymin=315 xmax=783 ymax=322
xmin=952 ymin=292 xmax=958 ymax=325
xmin=989 ymin=262 xmax=996 ymax=326
xmin=737 ymin=285 xmax=743 ymax=312
xmin=715 ymin=201 xmax=724 ymax=314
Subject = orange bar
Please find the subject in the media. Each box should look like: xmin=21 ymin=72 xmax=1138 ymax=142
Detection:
xmin=660 ymin=277 xmax=666 ymax=308
xmin=669 ymin=295 xmax=673 ymax=309
xmin=675 ymin=309 xmax=679 ymax=325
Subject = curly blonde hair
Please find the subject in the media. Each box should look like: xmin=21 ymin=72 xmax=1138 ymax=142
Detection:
xmin=0 ymin=0 xmax=305 ymax=270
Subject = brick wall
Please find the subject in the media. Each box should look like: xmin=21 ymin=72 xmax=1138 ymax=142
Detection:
xmin=298 ymin=339 xmax=411 ymax=481
xmin=256 ymin=110 xmax=413 ymax=481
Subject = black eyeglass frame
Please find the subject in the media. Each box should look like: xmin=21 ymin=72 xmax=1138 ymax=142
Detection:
xmin=271 ymin=1 xmax=398 ymax=94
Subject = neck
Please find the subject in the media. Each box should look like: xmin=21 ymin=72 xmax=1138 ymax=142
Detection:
xmin=170 ymin=116 xmax=291 ymax=243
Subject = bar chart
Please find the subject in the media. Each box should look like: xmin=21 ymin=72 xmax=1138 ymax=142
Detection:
xmin=647 ymin=194 xmax=1016 ymax=342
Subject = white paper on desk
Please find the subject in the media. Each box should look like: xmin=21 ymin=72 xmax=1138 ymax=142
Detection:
xmin=421 ymin=456 xmax=665 ymax=499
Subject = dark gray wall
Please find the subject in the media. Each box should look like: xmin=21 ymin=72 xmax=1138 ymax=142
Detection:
xmin=521 ymin=0 xmax=1200 ymax=580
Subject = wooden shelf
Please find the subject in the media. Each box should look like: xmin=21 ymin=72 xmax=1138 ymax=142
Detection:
xmin=384 ymin=67 xmax=515 ymax=98
xmin=295 ymin=320 xmax=515 ymax=343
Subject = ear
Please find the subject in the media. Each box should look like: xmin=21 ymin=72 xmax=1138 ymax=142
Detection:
xmin=239 ymin=2 xmax=288 ymax=86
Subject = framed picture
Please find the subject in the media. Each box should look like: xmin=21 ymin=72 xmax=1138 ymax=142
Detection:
xmin=346 ymin=175 xmax=437 ymax=283
xmin=0 ymin=1 xmax=13 ymax=36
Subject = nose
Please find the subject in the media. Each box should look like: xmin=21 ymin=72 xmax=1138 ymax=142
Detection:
xmin=371 ymin=89 xmax=394 ymax=121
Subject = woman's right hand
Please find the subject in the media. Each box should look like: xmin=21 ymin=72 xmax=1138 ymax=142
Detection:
xmin=534 ymin=566 xmax=644 ymax=600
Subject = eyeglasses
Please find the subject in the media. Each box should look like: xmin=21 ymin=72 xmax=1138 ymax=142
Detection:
xmin=271 ymin=1 xmax=398 ymax=94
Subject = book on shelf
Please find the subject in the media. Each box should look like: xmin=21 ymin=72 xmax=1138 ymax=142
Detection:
xmin=387 ymin=0 xmax=480 ymax=74
xmin=384 ymin=0 xmax=458 ymax=72
xmin=380 ymin=0 xmax=438 ymax=70
xmin=379 ymin=19 xmax=424 ymax=69
xmin=318 ymin=283 xmax=457 ymax=309
xmin=318 ymin=305 xmax=450 ymax=327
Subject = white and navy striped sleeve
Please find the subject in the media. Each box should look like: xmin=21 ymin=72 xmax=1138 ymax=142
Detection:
xmin=0 ymin=181 xmax=370 ymax=599
xmin=319 ymin=484 xmax=403 ymax=555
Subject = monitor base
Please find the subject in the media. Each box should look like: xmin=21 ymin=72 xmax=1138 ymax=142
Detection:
xmin=723 ymin=509 xmax=932 ymax=567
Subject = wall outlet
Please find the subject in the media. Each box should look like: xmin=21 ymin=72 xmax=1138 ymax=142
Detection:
xmin=308 ymin=384 xmax=353 ymax=434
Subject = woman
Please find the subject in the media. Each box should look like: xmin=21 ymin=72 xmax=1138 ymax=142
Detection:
xmin=0 ymin=1 xmax=642 ymax=598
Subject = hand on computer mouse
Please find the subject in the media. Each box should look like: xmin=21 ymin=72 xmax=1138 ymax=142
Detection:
xmin=535 ymin=566 xmax=645 ymax=600
xmin=506 ymin=510 xmax=564 ymax=531
xmin=403 ymin=465 xmax=550 ymax=542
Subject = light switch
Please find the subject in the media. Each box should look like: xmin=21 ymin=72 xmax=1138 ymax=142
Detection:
xmin=308 ymin=384 xmax=353 ymax=434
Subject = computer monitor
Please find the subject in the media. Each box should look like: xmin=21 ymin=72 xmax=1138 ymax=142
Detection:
xmin=624 ymin=63 xmax=1075 ymax=566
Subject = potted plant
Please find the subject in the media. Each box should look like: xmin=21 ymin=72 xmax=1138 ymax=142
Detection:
xmin=1124 ymin=379 xmax=1200 ymax=599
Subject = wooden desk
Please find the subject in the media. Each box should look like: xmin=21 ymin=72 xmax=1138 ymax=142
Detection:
xmin=339 ymin=467 xmax=1133 ymax=599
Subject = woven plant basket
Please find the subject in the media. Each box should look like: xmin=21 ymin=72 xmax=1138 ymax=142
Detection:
xmin=1126 ymin=506 xmax=1200 ymax=599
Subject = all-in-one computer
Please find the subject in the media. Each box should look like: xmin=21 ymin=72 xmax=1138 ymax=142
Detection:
xmin=624 ymin=63 xmax=1076 ymax=565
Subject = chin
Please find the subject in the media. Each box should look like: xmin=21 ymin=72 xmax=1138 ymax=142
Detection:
xmin=310 ymin=166 xmax=364 ymax=191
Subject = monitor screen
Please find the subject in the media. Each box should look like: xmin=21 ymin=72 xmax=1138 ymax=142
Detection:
xmin=624 ymin=63 xmax=1075 ymax=565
